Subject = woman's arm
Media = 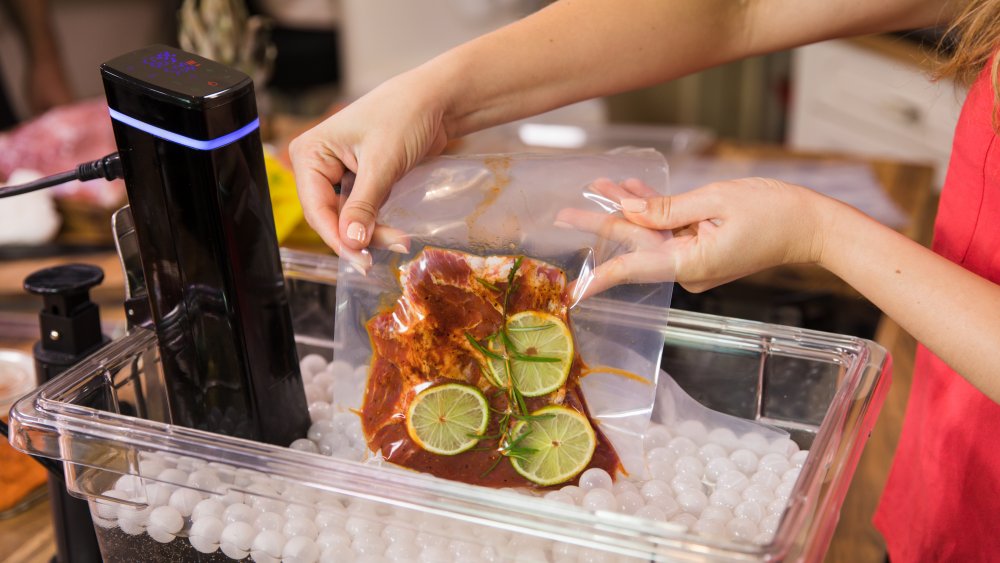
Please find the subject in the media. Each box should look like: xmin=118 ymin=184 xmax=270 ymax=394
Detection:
xmin=290 ymin=0 xmax=959 ymax=266
xmin=438 ymin=0 xmax=958 ymax=138
xmin=820 ymin=202 xmax=1000 ymax=402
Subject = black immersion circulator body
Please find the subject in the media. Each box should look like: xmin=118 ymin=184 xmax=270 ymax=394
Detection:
xmin=100 ymin=45 xmax=309 ymax=444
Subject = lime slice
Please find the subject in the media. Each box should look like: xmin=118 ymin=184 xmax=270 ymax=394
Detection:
xmin=509 ymin=405 xmax=597 ymax=486
xmin=406 ymin=383 xmax=489 ymax=455
xmin=489 ymin=311 xmax=574 ymax=397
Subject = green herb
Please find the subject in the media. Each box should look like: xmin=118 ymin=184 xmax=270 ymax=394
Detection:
xmin=504 ymin=450 xmax=536 ymax=462
xmin=481 ymin=454 xmax=504 ymax=478
xmin=478 ymin=363 xmax=497 ymax=387
xmin=509 ymin=353 xmax=561 ymax=363
xmin=465 ymin=332 xmax=505 ymax=361
xmin=507 ymin=323 xmax=555 ymax=333
xmin=510 ymin=379 xmax=529 ymax=415
xmin=502 ymin=429 xmax=538 ymax=460
xmin=505 ymin=429 xmax=533 ymax=449
xmin=468 ymin=432 xmax=504 ymax=440
xmin=472 ymin=255 xmax=563 ymax=478
xmin=498 ymin=326 xmax=518 ymax=353
xmin=511 ymin=412 xmax=556 ymax=422
xmin=476 ymin=277 xmax=500 ymax=292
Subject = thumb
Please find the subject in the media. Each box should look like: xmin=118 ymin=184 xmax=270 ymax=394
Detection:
xmin=338 ymin=158 xmax=398 ymax=251
xmin=621 ymin=189 xmax=719 ymax=231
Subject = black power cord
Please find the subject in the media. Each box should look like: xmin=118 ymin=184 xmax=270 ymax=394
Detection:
xmin=0 ymin=152 xmax=123 ymax=199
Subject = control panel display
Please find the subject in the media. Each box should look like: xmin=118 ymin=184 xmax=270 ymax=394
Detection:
xmin=142 ymin=50 xmax=201 ymax=76
xmin=103 ymin=45 xmax=249 ymax=102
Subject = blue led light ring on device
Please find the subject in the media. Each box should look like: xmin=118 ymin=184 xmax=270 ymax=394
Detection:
xmin=108 ymin=108 xmax=260 ymax=151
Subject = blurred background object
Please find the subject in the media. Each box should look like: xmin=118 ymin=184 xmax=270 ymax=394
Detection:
xmin=788 ymin=37 xmax=962 ymax=189
xmin=0 ymin=170 xmax=61 ymax=246
xmin=606 ymin=52 xmax=791 ymax=144
xmin=339 ymin=0 xmax=603 ymax=124
xmin=0 ymin=348 xmax=46 ymax=520
xmin=178 ymin=0 xmax=276 ymax=111
xmin=0 ymin=0 xmax=74 ymax=129
xmin=0 ymin=0 xmax=175 ymax=254
xmin=0 ymin=0 xmax=176 ymax=125
xmin=254 ymin=0 xmax=341 ymax=113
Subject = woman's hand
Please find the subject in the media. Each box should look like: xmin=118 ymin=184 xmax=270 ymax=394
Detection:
xmin=563 ymin=175 xmax=1000 ymax=403
xmin=288 ymin=69 xmax=450 ymax=271
xmin=559 ymin=177 xmax=838 ymax=298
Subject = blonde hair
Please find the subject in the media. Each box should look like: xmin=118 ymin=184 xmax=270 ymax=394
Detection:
xmin=936 ymin=0 xmax=1000 ymax=128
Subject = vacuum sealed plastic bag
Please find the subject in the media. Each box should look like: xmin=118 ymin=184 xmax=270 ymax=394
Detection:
xmin=334 ymin=150 xmax=672 ymax=487
xmin=652 ymin=369 xmax=791 ymax=453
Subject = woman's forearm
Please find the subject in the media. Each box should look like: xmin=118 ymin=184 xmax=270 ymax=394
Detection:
xmin=420 ymin=0 xmax=955 ymax=138
xmin=434 ymin=0 xmax=752 ymax=137
xmin=820 ymin=203 xmax=1000 ymax=402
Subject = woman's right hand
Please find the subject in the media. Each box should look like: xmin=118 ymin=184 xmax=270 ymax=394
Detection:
xmin=288 ymin=68 xmax=451 ymax=271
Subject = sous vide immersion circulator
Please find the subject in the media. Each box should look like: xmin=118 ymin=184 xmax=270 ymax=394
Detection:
xmin=100 ymin=45 xmax=309 ymax=445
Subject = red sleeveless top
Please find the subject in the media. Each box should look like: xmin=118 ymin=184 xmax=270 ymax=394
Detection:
xmin=873 ymin=57 xmax=1000 ymax=561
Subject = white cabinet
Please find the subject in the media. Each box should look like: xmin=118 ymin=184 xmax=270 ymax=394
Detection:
xmin=788 ymin=38 xmax=965 ymax=188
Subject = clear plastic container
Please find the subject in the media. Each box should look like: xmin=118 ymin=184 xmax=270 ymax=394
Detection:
xmin=8 ymin=249 xmax=888 ymax=562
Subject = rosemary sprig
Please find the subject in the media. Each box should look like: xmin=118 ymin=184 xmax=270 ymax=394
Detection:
xmin=502 ymin=429 xmax=538 ymax=460
xmin=470 ymin=255 xmax=566 ymax=478
xmin=510 ymin=379 xmax=529 ymax=416
xmin=504 ymin=450 xmax=536 ymax=462
xmin=478 ymin=362 xmax=499 ymax=387
xmin=467 ymin=332 xmax=559 ymax=374
xmin=498 ymin=328 xmax=518 ymax=355
xmin=511 ymin=412 xmax=555 ymax=422
xmin=465 ymin=332 xmax=505 ymax=361
xmin=509 ymin=353 xmax=561 ymax=363
xmin=476 ymin=277 xmax=500 ymax=292
xmin=493 ymin=410 xmax=512 ymax=438
xmin=501 ymin=258 xmax=522 ymax=325
xmin=507 ymin=323 xmax=555 ymax=333
xmin=498 ymin=258 xmax=559 ymax=362
xmin=481 ymin=454 xmax=504 ymax=478
xmin=468 ymin=432 xmax=504 ymax=440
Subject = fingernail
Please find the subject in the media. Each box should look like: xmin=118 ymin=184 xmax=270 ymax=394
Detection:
xmin=347 ymin=222 xmax=367 ymax=243
xmin=553 ymin=221 xmax=573 ymax=230
xmin=388 ymin=243 xmax=408 ymax=254
xmin=621 ymin=198 xmax=647 ymax=213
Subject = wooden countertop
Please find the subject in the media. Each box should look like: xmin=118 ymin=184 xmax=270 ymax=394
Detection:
xmin=0 ymin=500 xmax=56 ymax=563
